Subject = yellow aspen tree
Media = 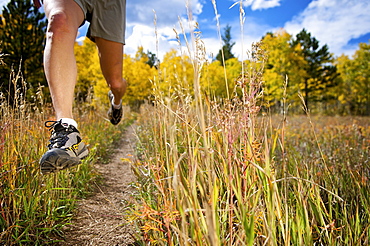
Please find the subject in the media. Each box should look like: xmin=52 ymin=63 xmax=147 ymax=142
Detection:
xmin=261 ymin=29 xmax=307 ymax=110
xmin=158 ymin=49 xmax=194 ymax=98
xmin=200 ymin=60 xmax=224 ymax=98
xmin=335 ymin=42 xmax=370 ymax=115
xmin=123 ymin=46 xmax=157 ymax=107
xmin=74 ymin=38 xmax=104 ymax=104
xmin=200 ymin=58 xmax=242 ymax=99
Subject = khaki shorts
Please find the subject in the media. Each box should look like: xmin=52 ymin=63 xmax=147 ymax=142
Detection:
xmin=74 ymin=0 xmax=126 ymax=44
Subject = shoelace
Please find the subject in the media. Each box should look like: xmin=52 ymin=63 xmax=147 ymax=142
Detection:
xmin=45 ymin=120 xmax=73 ymax=149
xmin=44 ymin=120 xmax=60 ymax=129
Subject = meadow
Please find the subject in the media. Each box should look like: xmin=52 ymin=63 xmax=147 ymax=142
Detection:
xmin=1 ymin=79 xmax=368 ymax=245
xmin=0 ymin=81 xmax=130 ymax=244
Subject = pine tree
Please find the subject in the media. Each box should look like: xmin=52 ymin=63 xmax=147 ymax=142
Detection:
xmin=145 ymin=50 xmax=159 ymax=68
xmin=215 ymin=25 xmax=235 ymax=66
xmin=290 ymin=29 xmax=339 ymax=109
xmin=0 ymin=0 xmax=46 ymax=102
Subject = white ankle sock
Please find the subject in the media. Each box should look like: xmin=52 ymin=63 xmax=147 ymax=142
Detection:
xmin=60 ymin=118 xmax=78 ymax=128
xmin=111 ymin=97 xmax=122 ymax=109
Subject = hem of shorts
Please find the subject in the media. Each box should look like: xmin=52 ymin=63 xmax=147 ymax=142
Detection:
xmin=88 ymin=35 xmax=125 ymax=45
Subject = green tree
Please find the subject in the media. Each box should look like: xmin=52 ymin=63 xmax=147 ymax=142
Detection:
xmin=215 ymin=25 xmax=235 ymax=66
xmin=0 ymin=0 xmax=46 ymax=102
xmin=290 ymin=29 xmax=339 ymax=109
xmin=145 ymin=50 xmax=159 ymax=68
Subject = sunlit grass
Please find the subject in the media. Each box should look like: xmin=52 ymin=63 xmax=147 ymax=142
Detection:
xmin=0 ymin=77 xmax=132 ymax=244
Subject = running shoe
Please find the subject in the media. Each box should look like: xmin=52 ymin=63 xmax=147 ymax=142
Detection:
xmin=39 ymin=120 xmax=89 ymax=174
xmin=107 ymin=90 xmax=123 ymax=125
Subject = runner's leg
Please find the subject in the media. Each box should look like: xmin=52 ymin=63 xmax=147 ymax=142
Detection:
xmin=43 ymin=0 xmax=85 ymax=119
xmin=95 ymin=37 xmax=127 ymax=105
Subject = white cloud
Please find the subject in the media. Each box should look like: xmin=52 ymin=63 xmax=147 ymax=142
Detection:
xmin=201 ymin=17 xmax=273 ymax=61
xmin=126 ymin=0 xmax=203 ymax=27
xmin=243 ymin=0 xmax=281 ymax=10
xmin=75 ymin=35 xmax=86 ymax=44
xmin=124 ymin=0 xmax=205 ymax=59
xmin=125 ymin=24 xmax=180 ymax=59
xmin=284 ymin=0 xmax=370 ymax=56
xmin=0 ymin=0 xmax=8 ymax=10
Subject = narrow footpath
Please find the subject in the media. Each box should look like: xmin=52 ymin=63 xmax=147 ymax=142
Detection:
xmin=58 ymin=124 xmax=137 ymax=246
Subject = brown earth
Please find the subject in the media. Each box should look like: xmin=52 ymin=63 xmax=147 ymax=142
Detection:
xmin=57 ymin=124 xmax=137 ymax=246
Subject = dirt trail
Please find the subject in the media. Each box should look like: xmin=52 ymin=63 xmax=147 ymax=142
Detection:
xmin=58 ymin=124 xmax=137 ymax=246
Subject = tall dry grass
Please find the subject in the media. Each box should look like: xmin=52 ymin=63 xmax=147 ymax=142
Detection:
xmin=0 ymin=70 xmax=131 ymax=244
xmin=129 ymin=2 xmax=370 ymax=245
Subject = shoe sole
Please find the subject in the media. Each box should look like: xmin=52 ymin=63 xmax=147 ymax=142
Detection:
xmin=40 ymin=148 xmax=87 ymax=174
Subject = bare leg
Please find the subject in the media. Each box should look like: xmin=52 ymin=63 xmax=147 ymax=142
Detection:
xmin=43 ymin=0 xmax=84 ymax=119
xmin=95 ymin=37 xmax=127 ymax=105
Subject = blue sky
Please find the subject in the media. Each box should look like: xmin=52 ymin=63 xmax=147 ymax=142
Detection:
xmin=1 ymin=0 xmax=369 ymax=60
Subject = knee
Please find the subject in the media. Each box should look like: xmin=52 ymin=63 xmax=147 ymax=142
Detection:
xmin=46 ymin=11 xmax=74 ymax=39
xmin=108 ymin=78 xmax=127 ymax=93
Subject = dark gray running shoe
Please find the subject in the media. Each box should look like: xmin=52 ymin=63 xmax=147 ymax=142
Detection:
xmin=107 ymin=90 xmax=123 ymax=125
xmin=39 ymin=120 xmax=89 ymax=174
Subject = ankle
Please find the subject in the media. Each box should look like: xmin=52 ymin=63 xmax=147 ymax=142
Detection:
xmin=112 ymin=99 xmax=122 ymax=109
xmin=110 ymin=94 xmax=122 ymax=109
xmin=59 ymin=118 xmax=78 ymax=128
